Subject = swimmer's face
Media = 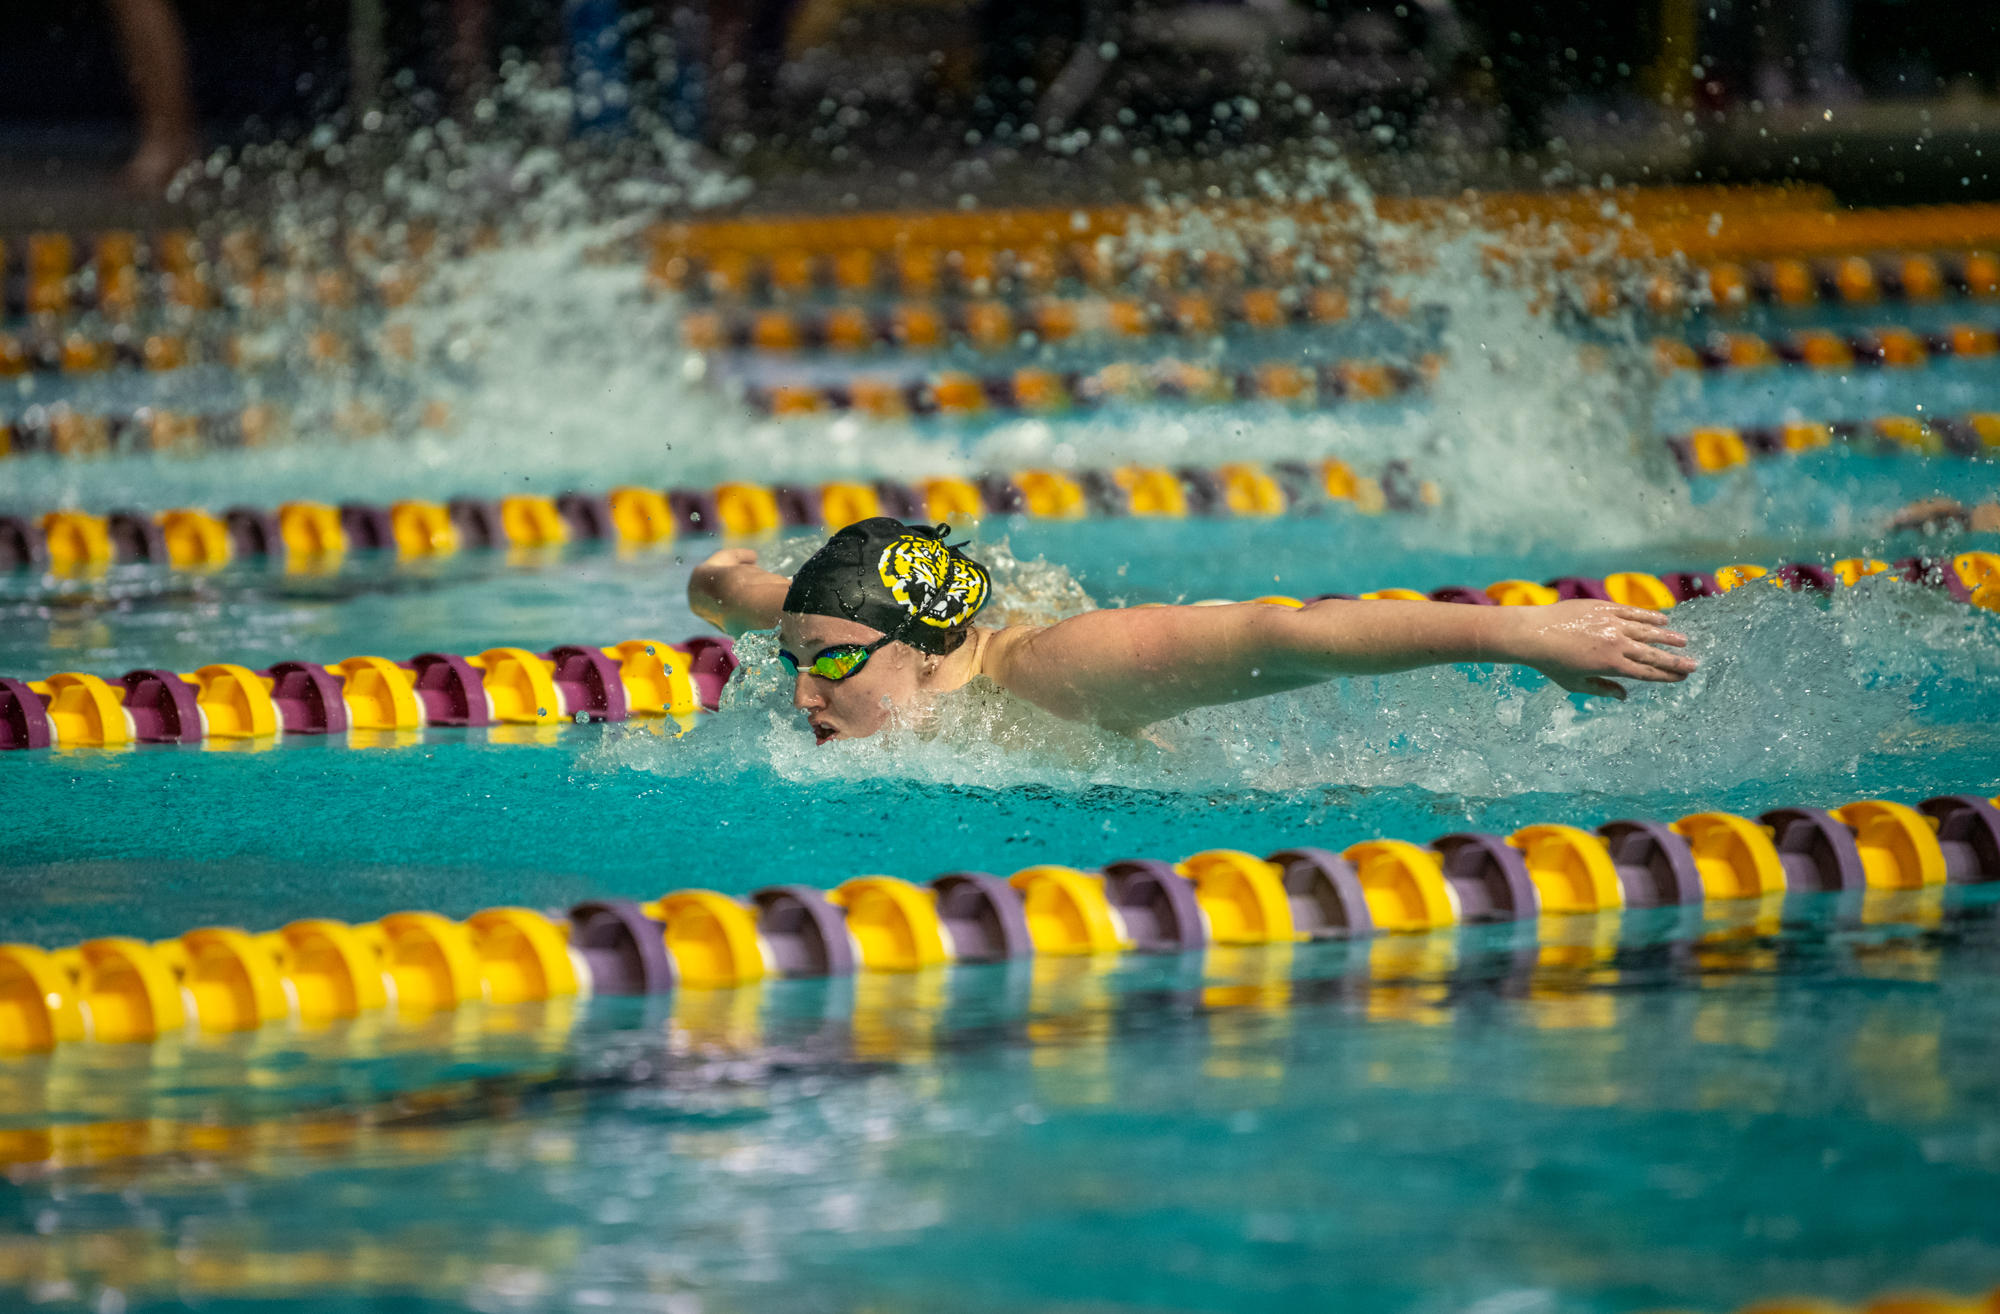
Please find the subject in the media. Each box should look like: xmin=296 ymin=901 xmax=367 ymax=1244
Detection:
xmin=778 ymin=612 xmax=925 ymax=743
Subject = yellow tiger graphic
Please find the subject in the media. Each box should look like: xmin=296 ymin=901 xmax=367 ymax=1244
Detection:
xmin=878 ymin=534 xmax=988 ymax=629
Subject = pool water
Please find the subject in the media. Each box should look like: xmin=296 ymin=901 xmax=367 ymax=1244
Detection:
xmin=3 ymin=504 xmax=1998 ymax=1310
xmin=3 ymin=509 xmax=1996 ymax=932
xmin=6 ymin=501 xmax=1997 ymax=678
xmin=5 ymin=896 xmax=2000 ymax=1313
xmin=5 ymin=176 xmax=2000 ymax=1310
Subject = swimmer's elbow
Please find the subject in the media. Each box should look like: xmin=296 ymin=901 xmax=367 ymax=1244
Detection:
xmin=687 ymin=573 xmax=733 ymax=630
xmin=689 ymin=564 xmax=788 ymax=635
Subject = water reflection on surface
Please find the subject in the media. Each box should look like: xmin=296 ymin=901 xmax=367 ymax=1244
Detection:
xmin=4 ymin=893 xmax=1999 ymax=1312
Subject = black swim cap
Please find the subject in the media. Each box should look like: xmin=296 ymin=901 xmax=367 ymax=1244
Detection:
xmin=783 ymin=518 xmax=991 ymax=654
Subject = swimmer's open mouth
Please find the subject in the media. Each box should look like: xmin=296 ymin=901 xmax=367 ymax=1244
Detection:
xmin=811 ymin=721 xmax=836 ymax=745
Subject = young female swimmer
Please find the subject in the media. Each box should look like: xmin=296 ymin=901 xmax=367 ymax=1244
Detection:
xmin=688 ymin=518 xmax=1697 ymax=745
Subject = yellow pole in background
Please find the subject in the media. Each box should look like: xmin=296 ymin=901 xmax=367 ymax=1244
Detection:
xmin=1647 ymin=0 xmax=1698 ymax=103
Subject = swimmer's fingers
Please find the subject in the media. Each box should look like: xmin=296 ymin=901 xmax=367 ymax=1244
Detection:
xmin=1606 ymin=612 xmax=1696 ymax=681
xmin=1616 ymin=642 xmax=1698 ymax=681
xmin=1616 ymin=617 xmax=1689 ymax=649
xmin=1523 ymin=603 xmax=1692 ymax=695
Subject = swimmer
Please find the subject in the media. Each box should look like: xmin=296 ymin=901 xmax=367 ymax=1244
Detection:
xmin=689 ymin=518 xmax=1698 ymax=743
xmin=1888 ymin=496 xmax=2000 ymax=535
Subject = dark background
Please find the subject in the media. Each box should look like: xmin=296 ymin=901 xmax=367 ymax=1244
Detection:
xmin=5 ymin=0 xmax=2000 ymax=218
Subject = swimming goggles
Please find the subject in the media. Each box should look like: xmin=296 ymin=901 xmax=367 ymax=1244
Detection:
xmin=779 ymin=634 xmax=897 ymax=682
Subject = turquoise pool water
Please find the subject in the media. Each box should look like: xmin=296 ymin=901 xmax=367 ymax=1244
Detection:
xmin=5 ymin=488 xmax=1998 ymax=675
xmin=2 ymin=498 xmax=1998 ymax=1309
xmin=3 ymin=507 xmax=1997 ymax=936
xmin=6 ymin=195 xmax=2000 ymax=1311
xmin=5 ymin=897 xmax=2000 ymax=1312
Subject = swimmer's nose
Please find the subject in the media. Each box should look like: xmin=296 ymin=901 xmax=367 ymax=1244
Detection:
xmin=791 ymin=675 xmax=824 ymax=710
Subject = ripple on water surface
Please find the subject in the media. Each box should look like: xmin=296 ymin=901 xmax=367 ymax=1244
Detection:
xmin=4 ymin=899 xmax=2000 ymax=1313
xmin=2 ymin=567 xmax=1995 ymax=946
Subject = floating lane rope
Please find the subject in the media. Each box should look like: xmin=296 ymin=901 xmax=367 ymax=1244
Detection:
xmin=679 ymin=292 xmax=2000 ymax=365
xmin=10 ymin=188 xmax=1984 ymax=326
xmin=8 ymin=454 xmax=1997 ymax=580
xmin=0 ymin=226 xmax=433 ymax=341
xmin=715 ymin=312 xmax=2000 ymax=421
xmin=0 ymin=637 xmax=738 ymax=750
xmin=0 ymin=458 xmax=1433 ymax=574
xmin=1667 ymin=412 xmax=2000 ymax=474
xmin=734 ymin=354 xmax=1432 ymax=418
xmin=643 ymin=193 xmax=2000 ymax=308
xmin=684 ymin=284 xmax=1369 ymax=351
xmin=12 ymin=385 xmax=2000 ymax=478
xmin=1653 ymin=323 xmax=2000 ymax=374
xmin=0 ymin=400 xmax=382 ymax=461
xmin=713 ymin=316 xmax=2000 ymax=422
xmin=0 ymin=789 xmax=1993 ymax=1055
xmin=3 ymin=882 xmax=2000 ymax=1190
xmin=7 ymin=201 xmax=1997 ymax=396
xmin=4 ymin=551 xmax=1996 ymax=750
xmin=7 ymin=889 xmax=2000 ymax=1271
xmin=1296 ymin=553 xmax=1999 ymax=611
xmin=0 ymin=353 xmax=1432 ymax=460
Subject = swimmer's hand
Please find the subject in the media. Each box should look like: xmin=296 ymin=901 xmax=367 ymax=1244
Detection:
xmin=1499 ymin=600 xmax=1696 ymax=700
xmin=689 ymin=547 xmax=789 ymax=635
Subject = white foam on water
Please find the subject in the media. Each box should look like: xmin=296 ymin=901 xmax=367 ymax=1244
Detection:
xmin=945 ymin=176 xmax=1808 ymax=559
xmin=7 ymin=75 xmax=1985 ymax=662
xmin=0 ymin=99 xmax=1826 ymax=560
xmin=3 ymin=64 xmax=995 ymax=513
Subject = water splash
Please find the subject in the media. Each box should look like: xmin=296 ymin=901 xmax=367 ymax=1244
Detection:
xmin=587 ymin=553 xmax=2000 ymax=799
xmin=5 ymin=85 xmax=1982 ymax=562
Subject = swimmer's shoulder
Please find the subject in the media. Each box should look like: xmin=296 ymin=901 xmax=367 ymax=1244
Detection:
xmin=947 ymin=611 xmax=1127 ymax=693
xmin=942 ymin=623 xmax=1040 ymax=691
xmin=978 ymin=624 xmax=1036 ymax=672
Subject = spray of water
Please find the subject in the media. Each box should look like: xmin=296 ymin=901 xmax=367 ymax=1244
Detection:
xmin=6 ymin=78 xmax=1982 ymax=561
xmin=587 ymin=533 xmax=2000 ymax=798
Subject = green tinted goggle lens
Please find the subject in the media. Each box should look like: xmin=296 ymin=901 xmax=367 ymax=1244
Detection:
xmin=779 ymin=635 xmax=895 ymax=682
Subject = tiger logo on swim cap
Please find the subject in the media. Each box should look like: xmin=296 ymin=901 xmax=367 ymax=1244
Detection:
xmin=878 ymin=533 xmax=989 ymax=630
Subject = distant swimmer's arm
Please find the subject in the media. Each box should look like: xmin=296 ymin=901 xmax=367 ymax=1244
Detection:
xmin=982 ymin=597 xmax=1696 ymax=732
xmin=688 ymin=548 xmax=789 ymax=635
xmin=1887 ymin=496 xmax=2000 ymax=534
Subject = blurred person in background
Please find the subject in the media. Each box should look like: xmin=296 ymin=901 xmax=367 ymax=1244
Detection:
xmin=104 ymin=0 xmax=201 ymax=190
xmin=1695 ymin=0 xmax=1857 ymax=110
xmin=1016 ymin=0 xmax=1463 ymax=141
xmin=1752 ymin=0 xmax=1858 ymax=106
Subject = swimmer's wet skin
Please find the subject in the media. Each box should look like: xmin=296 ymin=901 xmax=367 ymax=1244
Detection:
xmin=689 ymin=518 xmax=1697 ymax=743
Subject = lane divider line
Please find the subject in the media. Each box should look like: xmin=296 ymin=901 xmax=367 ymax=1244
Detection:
xmin=1 ymin=790 xmax=1993 ymax=1054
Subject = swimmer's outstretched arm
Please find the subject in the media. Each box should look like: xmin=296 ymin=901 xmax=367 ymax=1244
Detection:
xmin=985 ymin=597 xmax=1696 ymax=732
xmin=688 ymin=549 xmax=789 ymax=635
